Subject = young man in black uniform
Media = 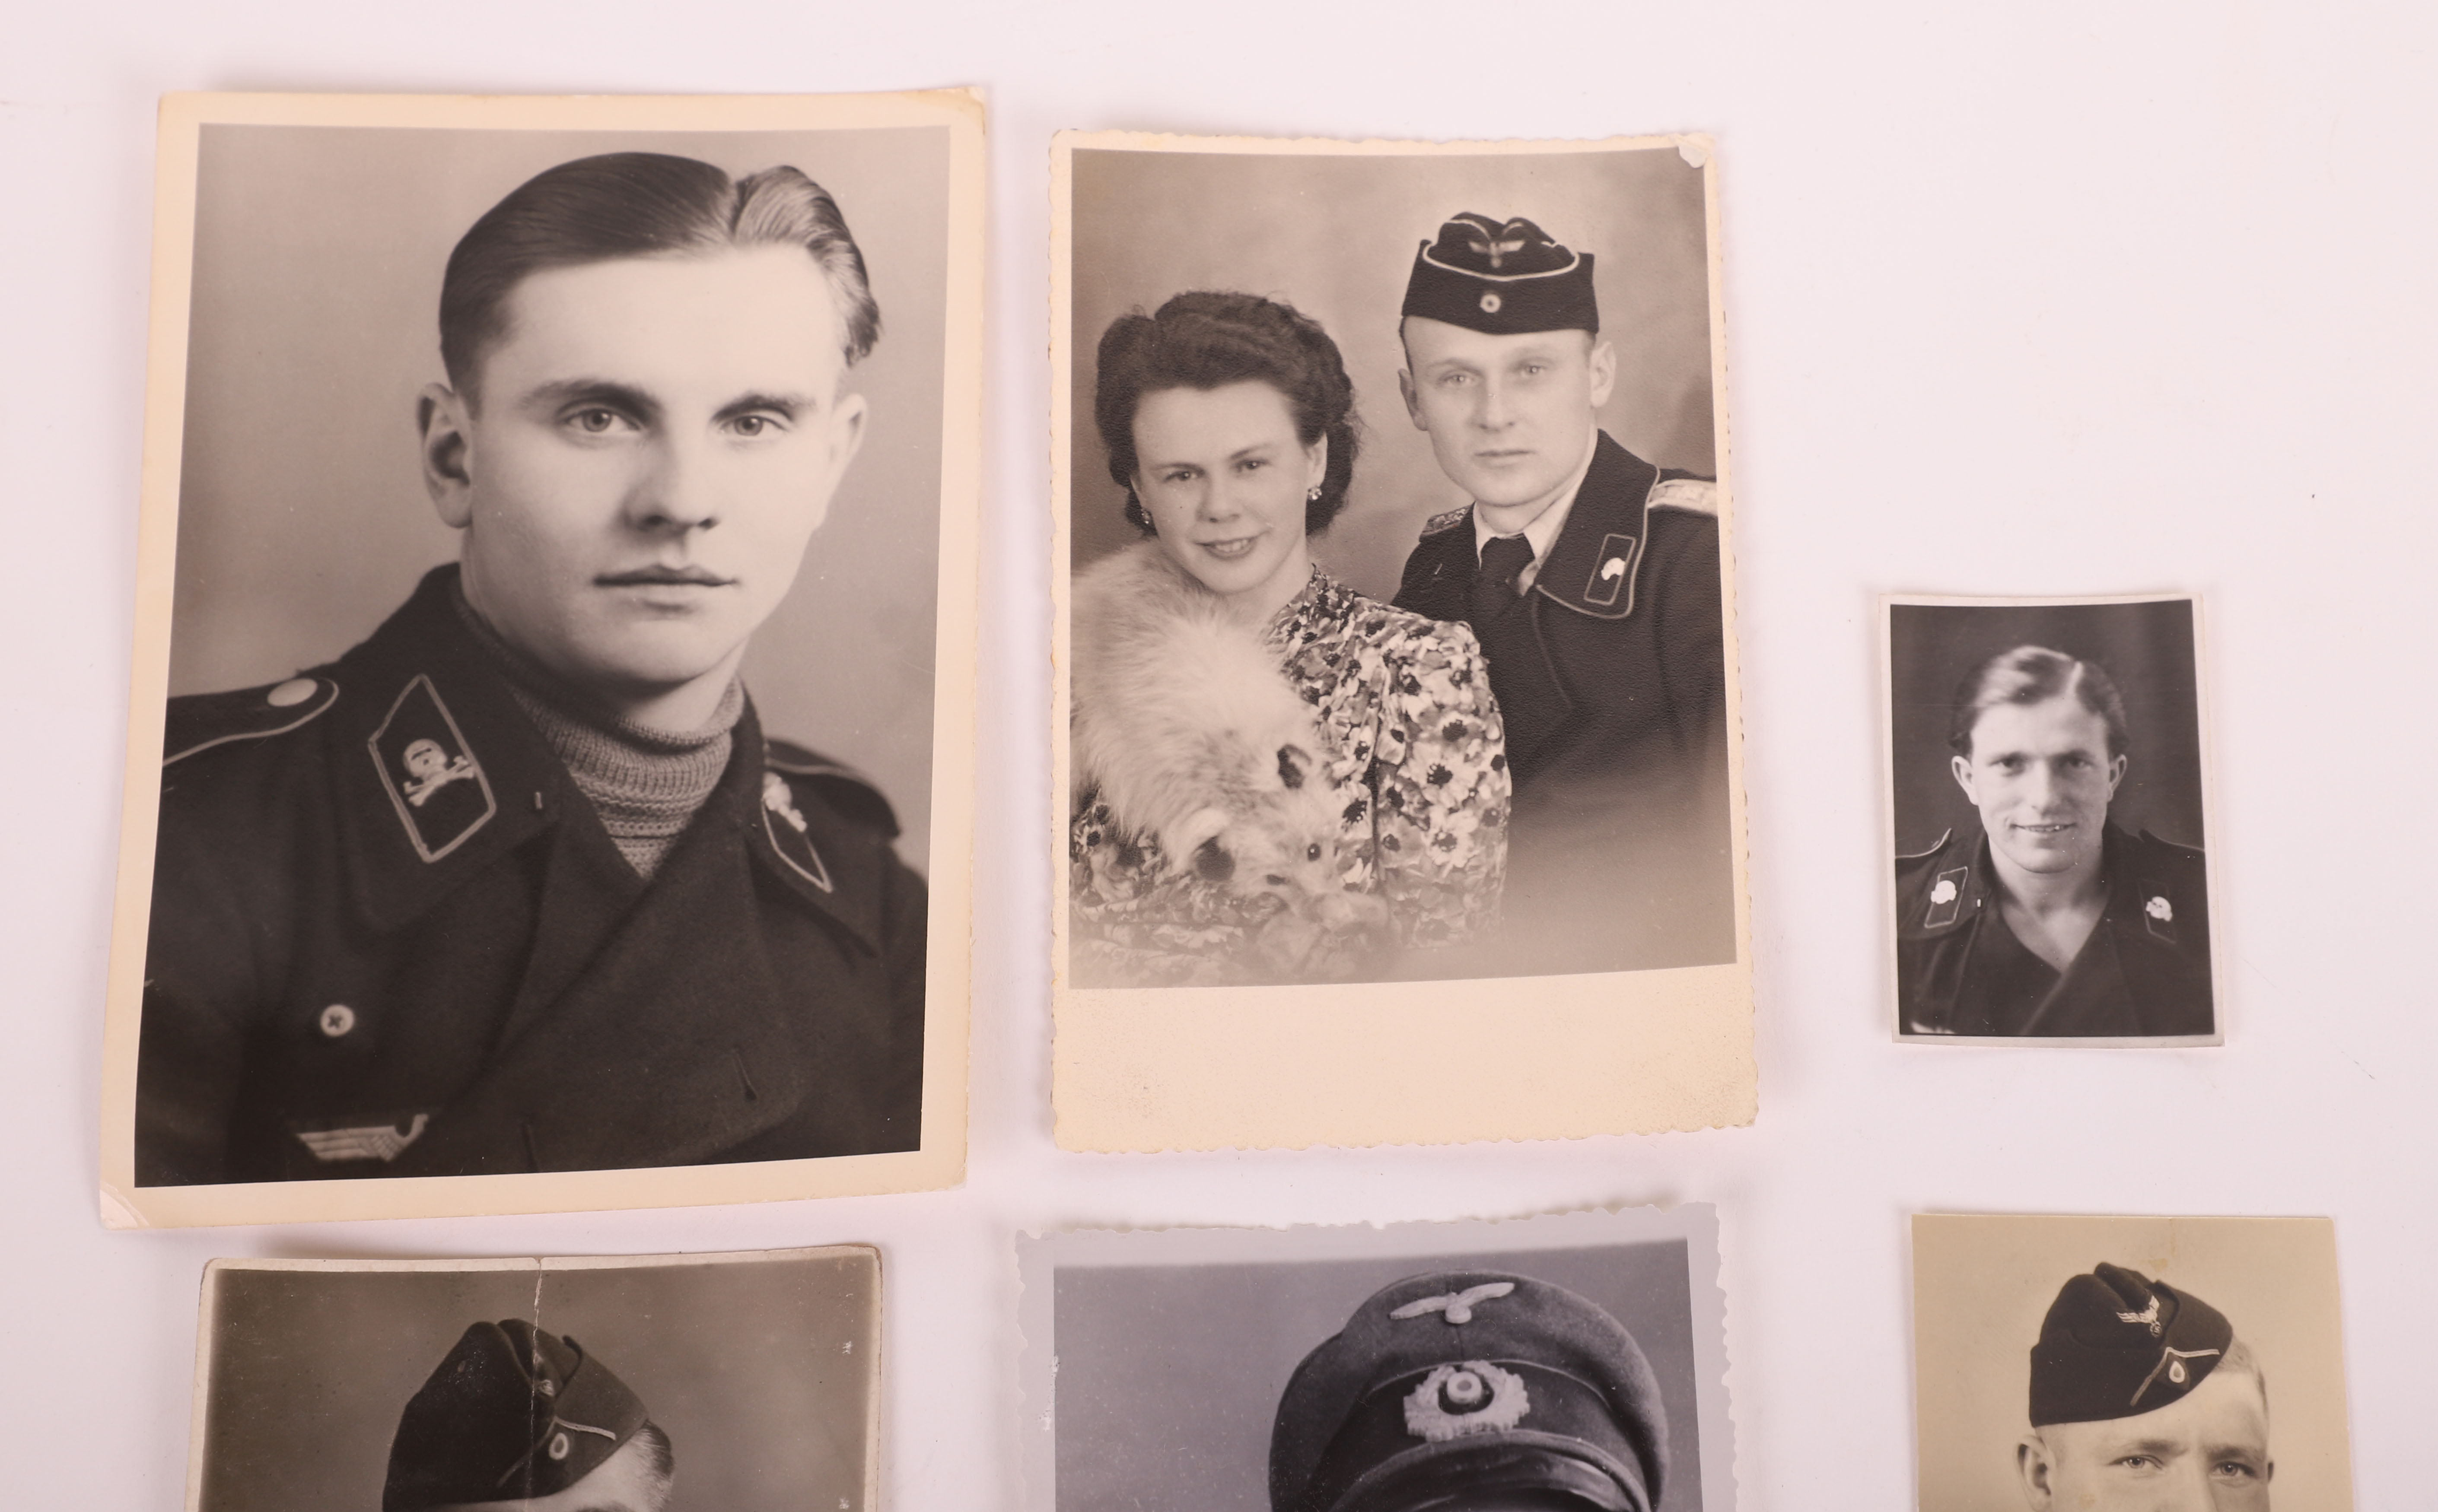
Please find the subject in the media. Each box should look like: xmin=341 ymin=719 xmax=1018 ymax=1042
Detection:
xmin=134 ymin=152 xmax=927 ymax=1185
xmin=1391 ymin=213 xmax=1733 ymax=974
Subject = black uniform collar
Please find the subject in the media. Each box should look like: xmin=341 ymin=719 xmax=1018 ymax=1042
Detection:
xmin=1900 ymin=821 xmax=2174 ymax=945
xmin=1526 ymin=431 xmax=1663 ymax=622
xmin=321 ymin=564 xmax=880 ymax=953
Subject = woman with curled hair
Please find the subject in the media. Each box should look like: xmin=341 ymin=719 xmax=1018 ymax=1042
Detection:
xmin=1069 ymin=292 xmax=1510 ymax=986
xmin=1895 ymin=645 xmax=2213 ymax=1037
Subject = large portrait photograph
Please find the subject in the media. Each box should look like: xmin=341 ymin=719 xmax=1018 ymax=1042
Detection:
xmin=184 ymin=1247 xmax=879 ymax=1512
xmin=1049 ymin=132 xmax=1754 ymax=1153
xmin=1911 ymin=1214 xmax=2354 ymax=1512
xmin=1018 ymin=1208 xmax=1736 ymax=1512
xmin=1882 ymin=595 xmax=2220 ymax=1045
xmin=99 ymin=92 xmax=983 ymax=1226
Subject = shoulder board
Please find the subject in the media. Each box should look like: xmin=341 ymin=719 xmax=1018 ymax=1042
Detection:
xmin=1420 ymin=505 xmax=1473 ymax=537
xmin=1894 ymin=828 xmax=1953 ymax=864
xmin=766 ymin=739 xmax=901 ymax=838
xmin=1646 ymin=477 xmax=1719 ymax=515
xmin=164 ymin=676 xmax=339 ymax=767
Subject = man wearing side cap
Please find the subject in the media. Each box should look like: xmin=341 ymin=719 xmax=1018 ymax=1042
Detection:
xmin=1270 ymin=1271 xmax=1670 ymax=1512
xmin=2016 ymin=1263 xmax=2274 ymax=1510
xmin=386 ymin=1319 xmax=674 ymax=1512
xmin=1391 ymin=214 xmax=1732 ymax=975
xmin=132 ymin=152 xmax=927 ymax=1185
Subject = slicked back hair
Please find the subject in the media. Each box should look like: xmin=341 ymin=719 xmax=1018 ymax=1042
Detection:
xmin=439 ymin=152 xmax=879 ymax=403
xmin=1947 ymin=644 xmax=2132 ymax=760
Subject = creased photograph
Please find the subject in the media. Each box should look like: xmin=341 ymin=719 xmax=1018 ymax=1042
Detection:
xmin=100 ymin=92 xmax=983 ymax=1226
xmin=1882 ymin=595 xmax=2220 ymax=1044
xmin=184 ymin=1247 xmax=878 ymax=1512
xmin=1049 ymin=131 xmax=1754 ymax=1152
xmin=1019 ymin=1208 xmax=1736 ymax=1512
xmin=1911 ymin=1214 xmax=2352 ymax=1512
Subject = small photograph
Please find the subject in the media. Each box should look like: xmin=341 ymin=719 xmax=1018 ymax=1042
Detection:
xmin=1912 ymin=1214 xmax=2354 ymax=1512
xmin=186 ymin=1246 xmax=880 ymax=1512
xmin=100 ymin=92 xmax=983 ymax=1225
xmin=1882 ymin=595 xmax=2220 ymax=1044
xmin=1049 ymin=130 xmax=1753 ymax=1153
xmin=1018 ymin=1207 xmax=1735 ymax=1512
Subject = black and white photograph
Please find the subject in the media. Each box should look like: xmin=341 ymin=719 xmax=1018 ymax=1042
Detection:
xmin=1882 ymin=595 xmax=2220 ymax=1045
xmin=185 ymin=1246 xmax=880 ymax=1512
xmin=1018 ymin=1208 xmax=1735 ymax=1512
xmin=1912 ymin=1214 xmax=2353 ymax=1512
xmin=99 ymin=92 xmax=984 ymax=1226
xmin=1047 ymin=132 xmax=1754 ymax=1154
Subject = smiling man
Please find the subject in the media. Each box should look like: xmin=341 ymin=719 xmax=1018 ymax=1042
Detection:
xmin=134 ymin=153 xmax=926 ymax=1184
xmin=1390 ymin=213 xmax=1732 ymax=975
xmin=2015 ymin=1264 xmax=2274 ymax=1512
xmin=1896 ymin=644 xmax=2212 ymax=1038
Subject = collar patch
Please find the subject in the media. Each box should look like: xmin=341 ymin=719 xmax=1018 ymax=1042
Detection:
xmin=1582 ymin=531 xmax=1642 ymax=609
xmin=762 ymin=770 xmax=835 ymax=893
xmin=368 ymin=674 xmax=497 ymax=863
xmin=1923 ymin=866 xmax=1972 ymax=929
xmin=2139 ymin=880 xmax=2177 ymax=941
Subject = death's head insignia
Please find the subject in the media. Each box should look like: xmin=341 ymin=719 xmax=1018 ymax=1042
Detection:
xmin=1923 ymin=866 xmax=1972 ymax=929
xmin=1582 ymin=532 xmax=1641 ymax=610
xmin=2141 ymin=886 xmax=2178 ymax=941
xmin=369 ymin=675 xmax=495 ymax=862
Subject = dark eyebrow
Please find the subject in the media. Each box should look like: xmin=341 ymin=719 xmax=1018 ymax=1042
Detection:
xmin=714 ymin=391 xmax=817 ymax=423
xmin=519 ymin=378 xmax=661 ymax=423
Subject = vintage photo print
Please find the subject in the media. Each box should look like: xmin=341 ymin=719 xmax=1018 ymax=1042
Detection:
xmin=1049 ymin=131 xmax=1754 ymax=1152
xmin=184 ymin=1246 xmax=879 ymax=1512
xmin=1019 ymin=1207 xmax=1735 ymax=1512
xmin=1883 ymin=595 xmax=2222 ymax=1045
xmin=100 ymin=92 xmax=983 ymax=1226
xmin=1912 ymin=1214 xmax=2353 ymax=1511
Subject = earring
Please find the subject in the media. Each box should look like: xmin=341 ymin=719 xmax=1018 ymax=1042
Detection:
xmin=1306 ymin=486 xmax=1322 ymax=502
xmin=1125 ymin=489 xmax=1157 ymax=536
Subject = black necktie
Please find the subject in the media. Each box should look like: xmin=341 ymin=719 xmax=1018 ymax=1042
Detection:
xmin=1471 ymin=534 xmax=1535 ymax=626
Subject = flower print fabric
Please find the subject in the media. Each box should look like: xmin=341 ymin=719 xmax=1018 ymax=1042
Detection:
xmin=1070 ymin=566 xmax=1509 ymax=986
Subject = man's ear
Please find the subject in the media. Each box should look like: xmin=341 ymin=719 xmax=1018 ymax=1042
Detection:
xmin=2104 ymin=753 xmax=2129 ymax=800
xmin=418 ymin=383 xmax=475 ymax=528
xmin=2014 ymin=1433 xmax=2056 ymax=1511
xmin=1950 ymin=753 xmax=1980 ymax=806
xmin=825 ymin=390 xmax=870 ymax=481
xmin=1397 ymin=366 xmax=1429 ymax=432
xmin=1586 ymin=336 xmax=1618 ymax=410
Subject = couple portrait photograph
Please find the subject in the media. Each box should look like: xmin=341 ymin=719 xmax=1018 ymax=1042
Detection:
xmin=1055 ymin=134 xmax=1746 ymax=997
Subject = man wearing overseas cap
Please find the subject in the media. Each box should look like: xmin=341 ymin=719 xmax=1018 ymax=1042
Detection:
xmin=385 ymin=1319 xmax=674 ymax=1512
xmin=1270 ymin=1271 xmax=1670 ymax=1512
xmin=2015 ymin=1263 xmax=2274 ymax=1510
xmin=1390 ymin=213 xmax=1730 ymax=974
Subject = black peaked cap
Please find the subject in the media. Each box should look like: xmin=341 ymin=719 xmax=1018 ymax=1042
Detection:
xmin=1269 ymin=1270 xmax=1666 ymax=1512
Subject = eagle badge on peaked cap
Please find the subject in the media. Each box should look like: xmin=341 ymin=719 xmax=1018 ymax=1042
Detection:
xmin=1403 ymin=213 xmax=1598 ymax=337
xmin=2028 ymin=1262 xmax=2234 ymax=1426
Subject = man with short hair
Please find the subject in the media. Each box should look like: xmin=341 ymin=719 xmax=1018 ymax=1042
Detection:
xmin=135 ymin=152 xmax=926 ymax=1184
xmin=2015 ymin=1263 xmax=2274 ymax=1510
xmin=385 ymin=1319 xmax=674 ymax=1512
xmin=1391 ymin=214 xmax=1731 ymax=974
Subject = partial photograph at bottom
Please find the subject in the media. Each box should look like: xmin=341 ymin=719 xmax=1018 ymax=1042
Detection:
xmin=185 ymin=1247 xmax=879 ymax=1512
xmin=1912 ymin=1213 xmax=2353 ymax=1512
xmin=1019 ymin=1207 xmax=1734 ymax=1512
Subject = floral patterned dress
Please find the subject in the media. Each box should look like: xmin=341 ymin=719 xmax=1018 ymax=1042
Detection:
xmin=1069 ymin=566 xmax=1510 ymax=986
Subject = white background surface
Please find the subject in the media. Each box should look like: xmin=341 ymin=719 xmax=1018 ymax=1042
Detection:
xmin=5 ymin=3 xmax=2432 ymax=1507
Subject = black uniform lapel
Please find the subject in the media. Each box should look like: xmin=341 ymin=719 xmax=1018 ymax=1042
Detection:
xmin=1391 ymin=517 xmax=1478 ymax=625
xmin=387 ymin=743 xmax=808 ymax=1175
xmin=1529 ymin=433 xmax=1661 ymax=623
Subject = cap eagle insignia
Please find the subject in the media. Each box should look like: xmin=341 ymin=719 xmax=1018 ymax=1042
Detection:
xmin=1466 ymin=229 xmax=1528 ymax=269
xmin=2114 ymin=1296 xmax=2163 ymax=1336
xmin=1390 ymin=1281 xmax=1515 ymax=1325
